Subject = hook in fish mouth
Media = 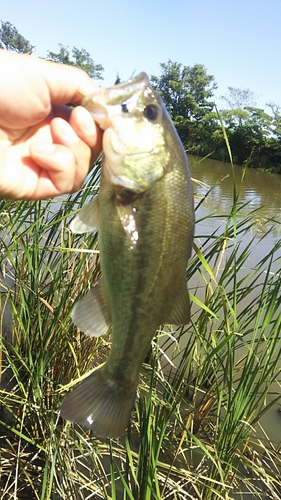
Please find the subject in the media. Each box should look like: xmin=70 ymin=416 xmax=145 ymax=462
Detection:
xmin=121 ymin=103 xmax=129 ymax=113
xmin=81 ymin=72 xmax=150 ymax=109
xmin=80 ymin=73 xmax=153 ymax=131
xmin=105 ymin=72 xmax=150 ymax=105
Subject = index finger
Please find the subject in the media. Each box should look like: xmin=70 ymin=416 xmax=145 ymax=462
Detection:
xmin=37 ymin=58 xmax=100 ymax=105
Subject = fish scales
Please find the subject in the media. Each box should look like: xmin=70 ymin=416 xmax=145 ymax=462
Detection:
xmin=60 ymin=73 xmax=194 ymax=437
xmin=101 ymin=162 xmax=192 ymax=380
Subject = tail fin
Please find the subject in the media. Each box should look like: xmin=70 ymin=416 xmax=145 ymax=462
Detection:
xmin=60 ymin=365 xmax=136 ymax=438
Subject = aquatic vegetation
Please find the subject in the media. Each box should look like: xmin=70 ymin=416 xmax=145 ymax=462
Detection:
xmin=0 ymin=157 xmax=281 ymax=499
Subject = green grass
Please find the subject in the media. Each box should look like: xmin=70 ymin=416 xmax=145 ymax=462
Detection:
xmin=1 ymin=157 xmax=281 ymax=499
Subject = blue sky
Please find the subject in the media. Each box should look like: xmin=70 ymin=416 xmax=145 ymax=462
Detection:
xmin=1 ymin=0 xmax=280 ymax=110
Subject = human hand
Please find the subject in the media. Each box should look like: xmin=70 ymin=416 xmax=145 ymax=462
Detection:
xmin=0 ymin=49 xmax=102 ymax=200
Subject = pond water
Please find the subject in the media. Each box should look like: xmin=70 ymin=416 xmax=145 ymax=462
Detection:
xmin=190 ymin=154 xmax=281 ymax=253
xmin=190 ymin=155 xmax=281 ymax=222
xmin=189 ymin=155 xmax=281 ymax=452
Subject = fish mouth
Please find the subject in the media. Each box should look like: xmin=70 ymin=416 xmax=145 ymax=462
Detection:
xmin=122 ymin=150 xmax=157 ymax=160
xmin=82 ymin=72 xmax=149 ymax=111
xmin=81 ymin=73 xmax=151 ymax=130
xmin=100 ymin=72 xmax=150 ymax=106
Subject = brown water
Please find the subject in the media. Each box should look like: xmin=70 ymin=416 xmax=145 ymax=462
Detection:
xmin=190 ymin=155 xmax=281 ymax=244
xmin=190 ymin=155 xmax=281 ymax=223
xmin=189 ymin=155 xmax=281 ymax=449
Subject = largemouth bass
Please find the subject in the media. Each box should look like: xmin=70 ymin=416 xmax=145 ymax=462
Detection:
xmin=60 ymin=73 xmax=194 ymax=438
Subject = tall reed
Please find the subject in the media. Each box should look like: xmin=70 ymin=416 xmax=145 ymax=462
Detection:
xmin=0 ymin=156 xmax=280 ymax=499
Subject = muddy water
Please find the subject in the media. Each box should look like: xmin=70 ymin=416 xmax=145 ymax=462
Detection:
xmin=190 ymin=155 xmax=281 ymax=448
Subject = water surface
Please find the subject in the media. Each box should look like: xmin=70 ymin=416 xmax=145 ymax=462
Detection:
xmin=188 ymin=155 xmax=281 ymax=450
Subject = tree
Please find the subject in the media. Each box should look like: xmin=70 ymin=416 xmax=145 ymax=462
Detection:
xmin=151 ymin=60 xmax=217 ymax=120
xmin=220 ymin=108 xmax=249 ymax=129
xmin=244 ymin=107 xmax=272 ymax=137
xmin=46 ymin=44 xmax=104 ymax=79
xmin=0 ymin=20 xmax=35 ymax=54
xmin=220 ymin=86 xmax=256 ymax=110
xmin=221 ymin=106 xmax=274 ymax=166
xmin=46 ymin=44 xmax=72 ymax=65
xmin=219 ymin=87 xmax=258 ymax=128
xmin=266 ymin=102 xmax=281 ymax=136
xmin=150 ymin=60 xmax=217 ymax=151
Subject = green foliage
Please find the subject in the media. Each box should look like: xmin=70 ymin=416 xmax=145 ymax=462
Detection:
xmin=150 ymin=60 xmax=281 ymax=172
xmin=151 ymin=60 xmax=217 ymax=153
xmin=151 ymin=60 xmax=217 ymax=119
xmin=46 ymin=43 xmax=104 ymax=79
xmin=216 ymin=90 xmax=281 ymax=171
xmin=1 ymin=158 xmax=281 ymax=498
xmin=217 ymin=105 xmax=281 ymax=170
xmin=267 ymin=102 xmax=281 ymax=136
xmin=0 ymin=20 xmax=35 ymax=54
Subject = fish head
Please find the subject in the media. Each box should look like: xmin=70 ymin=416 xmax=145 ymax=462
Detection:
xmin=82 ymin=73 xmax=173 ymax=192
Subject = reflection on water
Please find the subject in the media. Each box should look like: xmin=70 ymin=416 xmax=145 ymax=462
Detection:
xmin=191 ymin=154 xmax=281 ymax=274
xmin=190 ymin=155 xmax=281 ymax=217
xmin=187 ymin=155 xmax=281 ymax=454
xmin=190 ymin=155 xmax=281 ymax=240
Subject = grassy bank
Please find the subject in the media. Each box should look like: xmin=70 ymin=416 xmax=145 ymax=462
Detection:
xmin=1 ymin=158 xmax=281 ymax=499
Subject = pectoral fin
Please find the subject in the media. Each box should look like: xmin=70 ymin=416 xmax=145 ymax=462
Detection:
xmin=70 ymin=196 xmax=100 ymax=234
xmin=72 ymin=280 xmax=111 ymax=337
xmin=165 ymin=282 xmax=191 ymax=325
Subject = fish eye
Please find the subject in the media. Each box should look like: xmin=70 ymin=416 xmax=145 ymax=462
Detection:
xmin=144 ymin=104 xmax=158 ymax=121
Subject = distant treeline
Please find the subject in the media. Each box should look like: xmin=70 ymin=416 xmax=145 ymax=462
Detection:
xmin=151 ymin=61 xmax=281 ymax=173
xmin=1 ymin=21 xmax=281 ymax=173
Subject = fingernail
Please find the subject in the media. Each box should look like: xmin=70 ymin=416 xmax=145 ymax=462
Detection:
xmin=81 ymin=110 xmax=96 ymax=134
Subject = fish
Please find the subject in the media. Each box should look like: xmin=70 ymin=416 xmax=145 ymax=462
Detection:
xmin=60 ymin=73 xmax=194 ymax=438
